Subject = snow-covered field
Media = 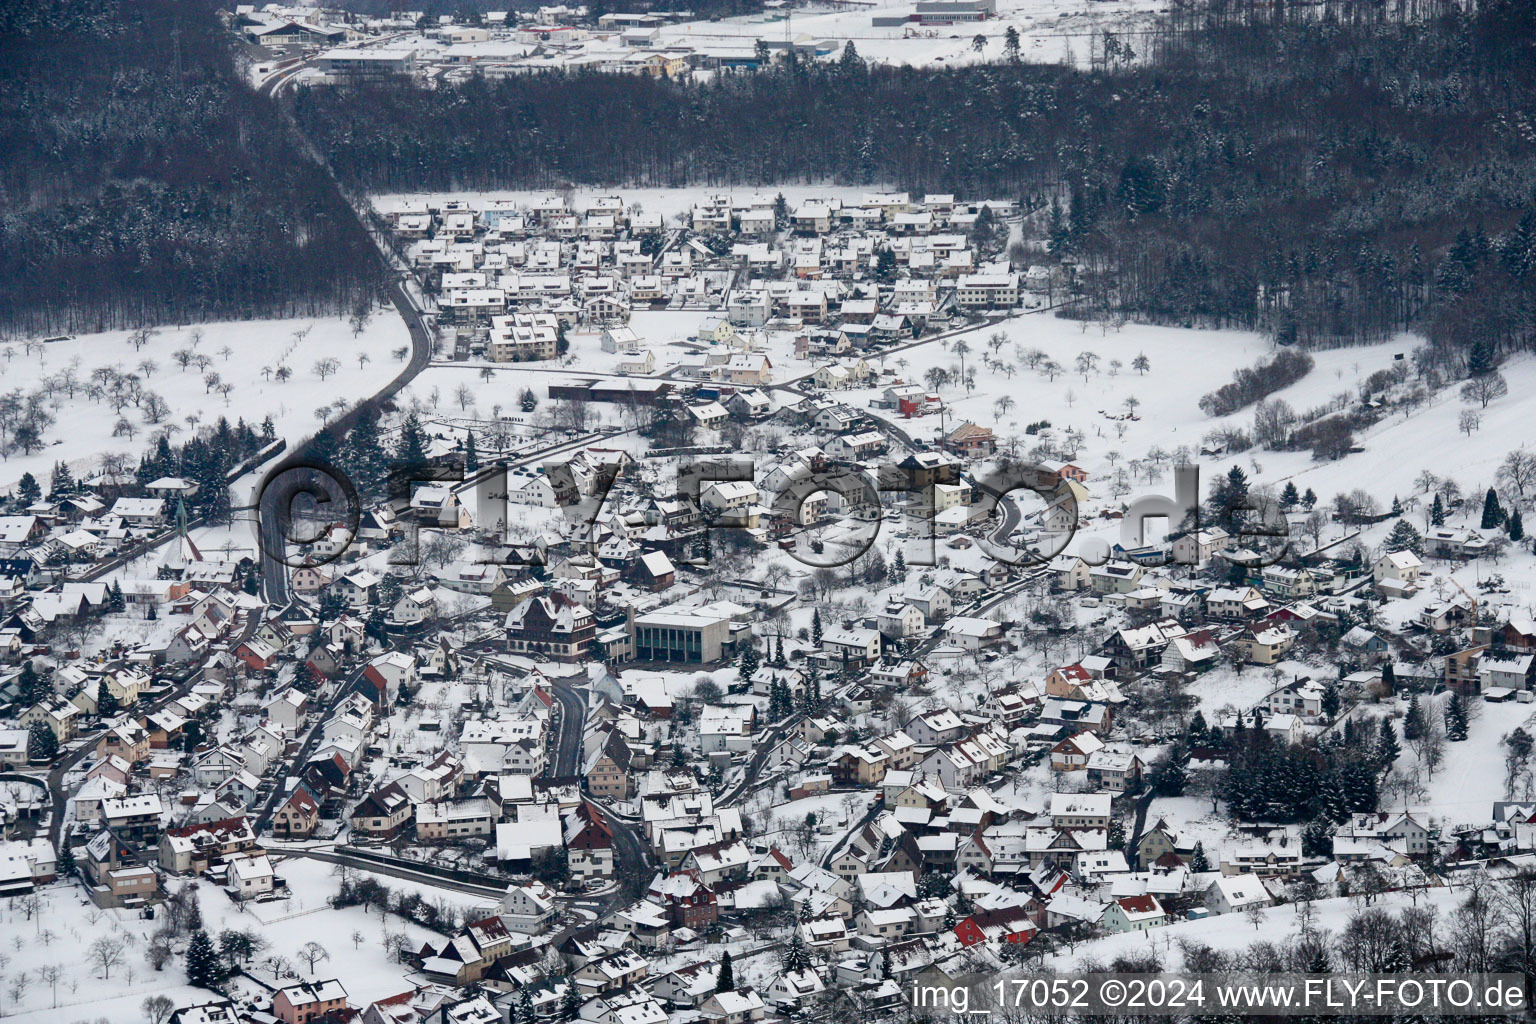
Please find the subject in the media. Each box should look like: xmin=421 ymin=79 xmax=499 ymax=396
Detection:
xmin=654 ymin=0 xmax=1163 ymax=69
xmin=1418 ymin=694 xmax=1536 ymax=827
xmin=1 ymin=858 xmax=478 ymax=1023
xmin=0 ymin=315 xmax=407 ymax=493
xmin=1045 ymin=884 xmax=1465 ymax=970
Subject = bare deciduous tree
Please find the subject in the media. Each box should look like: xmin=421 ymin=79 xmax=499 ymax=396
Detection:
xmin=296 ymin=940 xmax=330 ymax=975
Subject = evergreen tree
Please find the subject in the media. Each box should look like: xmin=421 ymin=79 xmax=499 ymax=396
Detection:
xmin=95 ymin=678 xmax=118 ymax=719
xmin=1187 ymin=710 xmax=1209 ymax=746
xmin=57 ymin=842 xmax=75 ymax=877
xmin=772 ymin=635 xmax=786 ymax=668
xmin=1467 ymin=339 xmax=1496 ymax=377
xmin=15 ymin=472 xmax=39 ymax=505
xmin=1302 ymin=817 xmax=1333 ymax=856
xmin=1207 ymin=464 xmax=1252 ymax=532
xmin=1149 ymin=744 xmax=1187 ymax=795
xmin=108 ymin=579 xmax=125 ymax=613
xmin=893 ymin=549 xmax=906 ymax=580
xmin=1376 ymin=717 xmax=1401 ymax=767
xmin=738 ymin=640 xmax=759 ymax=683
xmin=341 ymin=406 xmax=387 ymax=493
xmin=767 ymin=678 xmax=786 ymax=720
xmin=1321 ymin=775 xmax=1350 ymax=824
xmin=1382 ymin=661 xmax=1396 ymax=692
xmin=782 ymin=934 xmax=813 ymax=973
xmin=1403 ymin=695 xmax=1424 ymax=741
xmin=1431 ymin=493 xmax=1447 ymax=526
xmin=811 ymin=608 xmax=823 ymax=648
xmin=185 ymin=929 xmax=225 ymax=989
xmin=1385 ymin=519 xmax=1424 ymax=556
xmin=1482 ymin=487 xmax=1505 ymax=530
xmin=838 ymin=40 xmax=864 ymax=74
xmin=1341 ymin=757 xmax=1380 ymax=812
xmin=1280 ymin=481 xmax=1299 ymax=509
xmin=15 ymin=660 xmax=44 ymax=706
xmin=715 ymin=950 xmax=735 ymax=992
xmin=559 ymin=985 xmax=580 ymax=1021
xmin=27 ymin=720 xmax=57 ymax=760
xmin=1391 ymin=495 xmax=1402 ymax=516
xmin=1321 ymin=681 xmax=1341 ymax=719
xmin=1303 ymin=488 xmax=1317 ymax=509
xmin=1446 ymin=693 xmax=1469 ymax=741
xmin=463 ymin=431 xmax=479 ymax=473
xmin=397 ymin=412 xmax=428 ymax=466
xmin=1511 ymin=509 xmax=1525 ymax=542
xmin=49 ymin=460 xmax=74 ymax=497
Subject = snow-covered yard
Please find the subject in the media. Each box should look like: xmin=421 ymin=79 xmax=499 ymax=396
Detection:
xmin=1 ymin=857 xmax=483 ymax=1024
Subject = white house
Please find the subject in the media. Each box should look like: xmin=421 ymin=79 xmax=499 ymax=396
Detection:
xmin=1206 ymin=874 xmax=1272 ymax=915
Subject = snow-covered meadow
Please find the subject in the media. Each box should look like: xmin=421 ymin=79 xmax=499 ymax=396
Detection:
xmin=0 ymin=315 xmax=408 ymax=494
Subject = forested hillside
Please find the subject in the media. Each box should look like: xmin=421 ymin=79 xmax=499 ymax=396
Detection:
xmin=0 ymin=0 xmax=382 ymax=336
xmin=295 ymin=0 xmax=1536 ymax=356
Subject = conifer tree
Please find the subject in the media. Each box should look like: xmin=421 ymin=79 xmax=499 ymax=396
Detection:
xmin=1302 ymin=817 xmax=1333 ymax=856
xmin=397 ymin=412 xmax=428 ymax=466
xmin=1445 ymin=693 xmax=1469 ymax=741
xmin=782 ymin=934 xmax=813 ymax=973
xmin=1376 ymin=717 xmax=1401 ymax=767
xmin=1431 ymin=493 xmax=1446 ymax=526
xmin=95 ymin=678 xmax=118 ymax=719
xmin=27 ymin=720 xmax=57 ymax=760
xmin=1190 ymin=840 xmax=1210 ymax=872
xmin=50 ymin=460 xmax=74 ymax=496
xmin=1482 ymin=487 xmax=1505 ymax=530
xmin=1280 ymin=481 xmax=1299 ymax=509
xmin=1207 ymin=464 xmax=1252 ymax=532
xmin=1321 ymin=681 xmax=1341 ymax=720
xmin=1187 ymin=710 xmax=1208 ymax=745
xmin=1403 ymin=695 xmax=1424 ymax=741
xmin=1386 ymin=519 xmax=1423 ymax=556
xmin=186 ymin=929 xmax=225 ymax=989
xmin=16 ymin=660 xmax=44 ymax=706
xmin=1303 ymin=488 xmax=1317 ymax=509
xmin=1511 ymin=509 xmax=1525 ymax=542
xmin=811 ymin=608 xmax=823 ymax=648
xmin=715 ymin=950 xmax=735 ymax=992
xmin=1322 ymin=774 xmax=1350 ymax=823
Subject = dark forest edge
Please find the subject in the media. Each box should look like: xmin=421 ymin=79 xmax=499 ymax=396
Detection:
xmin=291 ymin=0 xmax=1536 ymax=357
xmin=0 ymin=0 xmax=384 ymax=337
xmin=5 ymin=0 xmax=1536 ymax=362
